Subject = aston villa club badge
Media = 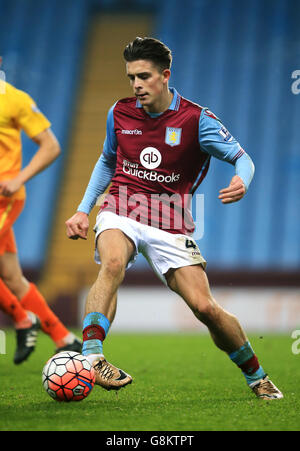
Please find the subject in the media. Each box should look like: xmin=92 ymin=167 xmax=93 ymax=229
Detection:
xmin=165 ymin=127 xmax=182 ymax=147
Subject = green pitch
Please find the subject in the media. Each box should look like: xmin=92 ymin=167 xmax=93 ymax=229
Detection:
xmin=0 ymin=330 xmax=299 ymax=431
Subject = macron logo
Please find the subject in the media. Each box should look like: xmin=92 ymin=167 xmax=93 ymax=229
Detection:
xmin=121 ymin=129 xmax=142 ymax=135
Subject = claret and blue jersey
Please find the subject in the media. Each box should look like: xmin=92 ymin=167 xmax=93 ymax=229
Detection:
xmin=78 ymin=88 xmax=254 ymax=235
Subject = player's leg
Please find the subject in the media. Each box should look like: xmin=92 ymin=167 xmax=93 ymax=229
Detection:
xmin=82 ymin=228 xmax=135 ymax=390
xmin=0 ymin=244 xmax=81 ymax=358
xmin=0 ymin=199 xmax=41 ymax=363
xmin=0 ymin=200 xmax=81 ymax=366
xmin=0 ymin=250 xmax=81 ymax=352
xmin=166 ymin=265 xmax=246 ymax=351
xmin=0 ymin=250 xmax=29 ymax=298
xmin=0 ymin=251 xmax=31 ymax=326
xmin=165 ymin=264 xmax=283 ymax=399
xmin=0 ymin=199 xmax=30 ymax=326
xmin=84 ymin=231 xmax=131 ymax=317
xmin=0 ymin=249 xmax=40 ymax=363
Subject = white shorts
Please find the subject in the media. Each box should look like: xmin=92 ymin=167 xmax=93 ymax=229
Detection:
xmin=94 ymin=211 xmax=206 ymax=284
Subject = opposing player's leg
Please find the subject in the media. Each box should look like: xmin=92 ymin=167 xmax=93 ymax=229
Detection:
xmin=0 ymin=250 xmax=81 ymax=361
xmin=0 ymin=249 xmax=40 ymax=363
xmin=0 ymin=201 xmax=41 ymax=363
xmin=0 ymin=199 xmax=81 ymax=360
xmin=0 ymin=200 xmax=29 ymax=323
xmin=165 ymin=264 xmax=283 ymax=399
xmin=82 ymin=228 xmax=134 ymax=390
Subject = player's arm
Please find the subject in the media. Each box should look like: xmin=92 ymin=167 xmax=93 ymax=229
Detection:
xmin=218 ymin=152 xmax=254 ymax=204
xmin=198 ymin=109 xmax=255 ymax=204
xmin=65 ymin=152 xmax=116 ymax=240
xmin=0 ymin=128 xmax=60 ymax=197
xmin=65 ymin=105 xmax=117 ymax=240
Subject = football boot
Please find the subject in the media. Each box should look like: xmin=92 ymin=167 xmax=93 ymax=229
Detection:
xmin=250 ymin=375 xmax=283 ymax=400
xmin=14 ymin=313 xmax=40 ymax=364
xmin=92 ymin=356 xmax=132 ymax=390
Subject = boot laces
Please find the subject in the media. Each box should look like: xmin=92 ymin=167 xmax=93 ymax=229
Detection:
xmin=94 ymin=359 xmax=115 ymax=381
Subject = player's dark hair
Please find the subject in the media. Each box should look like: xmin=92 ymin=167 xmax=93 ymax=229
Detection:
xmin=123 ymin=37 xmax=172 ymax=72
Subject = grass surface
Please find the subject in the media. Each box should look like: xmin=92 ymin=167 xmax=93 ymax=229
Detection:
xmin=0 ymin=329 xmax=299 ymax=431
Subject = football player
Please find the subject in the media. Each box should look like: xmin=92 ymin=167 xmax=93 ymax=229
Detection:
xmin=66 ymin=38 xmax=282 ymax=400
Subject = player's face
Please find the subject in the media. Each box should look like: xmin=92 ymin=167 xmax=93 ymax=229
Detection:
xmin=126 ymin=59 xmax=170 ymax=112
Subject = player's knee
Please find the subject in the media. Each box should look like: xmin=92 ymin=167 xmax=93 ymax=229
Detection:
xmin=192 ymin=297 xmax=218 ymax=324
xmin=1 ymin=272 xmax=24 ymax=297
xmin=101 ymin=257 xmax=126 ymax=280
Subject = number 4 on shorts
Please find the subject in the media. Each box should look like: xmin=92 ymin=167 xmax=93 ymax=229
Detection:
xmin=185 ymin=239 xmax=197 ymax=249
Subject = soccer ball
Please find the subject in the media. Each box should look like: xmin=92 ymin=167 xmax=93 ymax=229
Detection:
xmin=42 ymin=351 xmax=95 ymax=402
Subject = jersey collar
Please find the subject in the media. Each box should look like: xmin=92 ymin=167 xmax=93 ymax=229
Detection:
xmin=135 ymin=87 xmax=181 ymax=112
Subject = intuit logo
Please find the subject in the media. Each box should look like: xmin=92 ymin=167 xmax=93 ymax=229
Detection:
xmin=140 ymin=147 xmax=161 ymax=170
xmin=122 ymin=156 xmax=180 ymax=184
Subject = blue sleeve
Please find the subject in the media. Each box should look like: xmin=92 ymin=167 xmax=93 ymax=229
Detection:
xmin=234 ymin=152 xmax=255 ymax=191
xmin=102 ymin=103 xmax=117 ymax=162
xmin=198 ymin=109 xmax=255 ymax=190
xmin=77 ymin=105 xmax=117 ymax=214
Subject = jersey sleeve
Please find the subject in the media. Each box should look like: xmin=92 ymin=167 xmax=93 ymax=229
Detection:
xmin=102 ymin=103 xmax=118 ymax=162
xmin=14 ymin=90 xmax=51 ymax=138
xmin=198 ymin=108 xmax=242 ymax=162
xmin=77 ymin=104 xmax=117 ymax=214
xmin=198 ymin=108 xmax=254 ymax=190
xmin=77 ymin=153 xmax=116 ymax=214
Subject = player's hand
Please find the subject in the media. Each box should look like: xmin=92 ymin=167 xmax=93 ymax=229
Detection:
xmin=218 ymin=175 xmax=246 ymax=204
xmin=65 ymin=211 xmax=89 ymax=240
xmin=0 ymin=178 xmax=23 ymax=197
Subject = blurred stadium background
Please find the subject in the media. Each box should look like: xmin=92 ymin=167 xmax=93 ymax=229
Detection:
xmin=0 ymin=0 xmax=299 ymax=334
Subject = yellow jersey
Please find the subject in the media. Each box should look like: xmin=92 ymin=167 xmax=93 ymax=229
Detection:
xmin=0 ymin=82 xmax=51 ymax=200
